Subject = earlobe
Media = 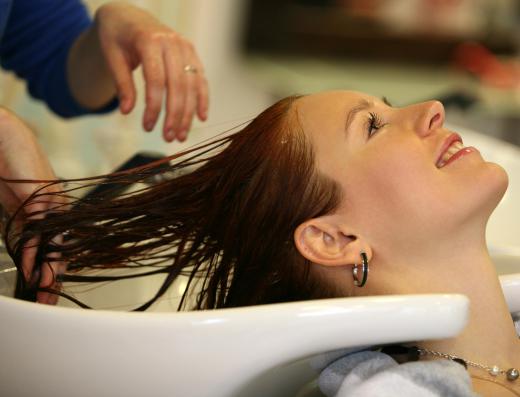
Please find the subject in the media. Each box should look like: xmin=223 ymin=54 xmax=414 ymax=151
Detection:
xmin=294 ymin=218 xmax=369 ymax=267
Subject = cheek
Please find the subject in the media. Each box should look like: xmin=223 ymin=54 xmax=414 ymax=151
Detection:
xmin=350 ymin=147 xmax=434 ymax=202
xmin=340 ymin=150 xmax=441 ymax=234
xmin=341 ymin=151 xmax=507 ymax=243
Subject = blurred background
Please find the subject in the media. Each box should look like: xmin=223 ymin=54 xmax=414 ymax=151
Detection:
xmin=0 ymin=0 xmax=518 ymax=179
xmin=0 ymin=0 xmax=519 ymax=310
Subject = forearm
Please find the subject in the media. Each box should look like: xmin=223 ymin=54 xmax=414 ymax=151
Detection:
xmin=67 ymin=23 xmax=117 ymax=110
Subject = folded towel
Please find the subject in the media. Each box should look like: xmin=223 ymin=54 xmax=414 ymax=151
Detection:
xmin=317 ymin=350 xmax=478 ymax=397
xmin=313 ymin=316 xmax=519 ymax=396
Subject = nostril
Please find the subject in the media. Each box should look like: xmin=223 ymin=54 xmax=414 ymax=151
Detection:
xmin=429 ymin=112 xmax=441 ymax=129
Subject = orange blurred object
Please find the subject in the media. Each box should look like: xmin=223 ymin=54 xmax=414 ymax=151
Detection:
xmin=454 ymin=42 xmax=520 ymax=89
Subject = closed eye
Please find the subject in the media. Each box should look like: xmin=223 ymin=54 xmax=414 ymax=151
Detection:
xmin=367 ymin=112 xmax=386 ymax=137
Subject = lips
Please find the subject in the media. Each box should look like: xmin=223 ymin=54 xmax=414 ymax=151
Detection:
xmin=436 ymin=133 xmax=464 ymax=168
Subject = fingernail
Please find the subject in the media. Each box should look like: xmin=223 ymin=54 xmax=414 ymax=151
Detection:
xmin=144 ymin=121 xmax=153 ymax=131
xmin=120 ymin=98 xmax=128 ymax=111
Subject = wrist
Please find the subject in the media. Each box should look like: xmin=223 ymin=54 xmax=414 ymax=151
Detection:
xmin=66 ymin=23 xmax=117 ymax=110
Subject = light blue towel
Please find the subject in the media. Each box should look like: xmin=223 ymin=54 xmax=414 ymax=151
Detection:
xmin=316 ymin=350 xmax=477 ymax=397
xmin=313 ymin=319 xmax=520 ymax=396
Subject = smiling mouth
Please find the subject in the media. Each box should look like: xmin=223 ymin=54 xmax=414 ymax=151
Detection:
xmin=435 ymin=130 xmax=484 ymax=169
xmin=436 ymin=140 xmax=464 ymax=168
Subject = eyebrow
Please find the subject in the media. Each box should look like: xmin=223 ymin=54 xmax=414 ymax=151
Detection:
xmin=344 ymin=99 xmax=371 ymax=136
xmin=382 ymin=96 xmax=392 ymax=106
xmin=344 ymin=96 xmax=392 ymax=136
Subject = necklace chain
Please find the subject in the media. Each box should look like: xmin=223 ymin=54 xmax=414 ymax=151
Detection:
xmin=418 ymin=348 xmax=499 ymax=373
xmin=417 ymin=347 xmax=519 ymax=381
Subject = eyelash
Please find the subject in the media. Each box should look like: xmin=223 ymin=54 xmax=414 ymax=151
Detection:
xmin=366 ymin=112 xmax=386 ymax=137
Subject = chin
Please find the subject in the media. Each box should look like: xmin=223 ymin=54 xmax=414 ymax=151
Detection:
xmin=479 ymin=162 xmax=509 ymax=216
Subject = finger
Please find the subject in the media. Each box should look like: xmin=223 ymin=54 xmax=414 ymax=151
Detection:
xmin=37 ymin=235 xmax=66 ymax=305
xmin=0 ymin=183 xmax=24 ymax=217
xmin=104 ymin=48 xmax=137 ymax=114
xmin=196 ymin=73 xmax=209 ymax=122
xmin=37 ymin=286 xmax=60 ymax=305
xmin=37 ymin=277 xmax=63 ymax=305
xmin=18 ymin=186 xmax=58 ymax=283
xmin=178 ymin=73 xmax=196 ymax=142
xmin=177 ymin=45 xmax=198 ymax=141
xmin=37 ymin=263 xmax=57 ymax=305
xmin=141 ymin=45 xmax=167 ymax=132
xmin=37 ymin=265 xmax=63 ymax=305
xmin=21 ymin=237 xmax=39 ymax=281
xmin=162 ymin=43 xmax=186 ymax=142
xmin=189 ymin=51 xmax=209 ymax=121
xmin=37 ymin=291 xmax=53 ymax=305
xmin=39 ymin=260 xmax=57 ymax=290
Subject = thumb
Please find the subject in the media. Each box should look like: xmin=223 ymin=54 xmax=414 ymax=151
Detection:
xmin=0 ymin=183 xmax=23 ymax=217
xmin=104 ymin=47 xmax=137 ymax=114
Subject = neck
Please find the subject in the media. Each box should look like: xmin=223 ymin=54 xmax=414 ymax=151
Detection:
xmin=417 ymin=251 xmax=519 ymax=373
xmin=370 ymin=231 xmax=520 ymax=375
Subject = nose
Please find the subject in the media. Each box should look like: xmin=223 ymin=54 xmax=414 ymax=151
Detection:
xmin=416 ymin=100 xmax=445 ymax=137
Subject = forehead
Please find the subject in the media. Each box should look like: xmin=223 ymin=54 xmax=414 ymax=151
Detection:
xmin=295 ymin=90 xmax=374 ymax=139
xmin=292 ymin=91 xmax=374 ymax=178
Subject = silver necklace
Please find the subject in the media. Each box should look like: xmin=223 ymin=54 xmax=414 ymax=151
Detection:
xmin=417 ymin=347 xmax=520 ymax=381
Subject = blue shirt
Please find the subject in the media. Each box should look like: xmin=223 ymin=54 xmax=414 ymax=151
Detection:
xmin=0 ymin=0 xmax=118 ymax=117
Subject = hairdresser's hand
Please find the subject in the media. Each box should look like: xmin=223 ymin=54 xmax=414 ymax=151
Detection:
xmin=95 ymin=2 xmax=209 ymax=142
xmin=0 ymin=108 xmax=65 ymax=304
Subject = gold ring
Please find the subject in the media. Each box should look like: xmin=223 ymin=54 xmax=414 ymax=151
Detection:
xmin=183 ymin=64 xmax=198 ymax=74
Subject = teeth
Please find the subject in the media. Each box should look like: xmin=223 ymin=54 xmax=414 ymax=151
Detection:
xmin=437 ymin=141 xmax=464 ymax=168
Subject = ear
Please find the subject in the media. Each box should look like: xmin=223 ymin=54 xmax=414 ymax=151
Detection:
xmin=294 ymin=216 xmax=371 ymax=267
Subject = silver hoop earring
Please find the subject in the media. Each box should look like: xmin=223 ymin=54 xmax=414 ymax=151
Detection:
xmin=352 ymin=252 xmax=369 ymax=287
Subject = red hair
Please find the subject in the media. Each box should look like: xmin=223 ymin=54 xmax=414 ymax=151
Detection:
xmin=8 ymin=95 xmax=343 ymax=310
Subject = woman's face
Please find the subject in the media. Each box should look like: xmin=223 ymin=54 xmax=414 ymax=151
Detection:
xmin=295 ymin=90 xmax=508 ymax=250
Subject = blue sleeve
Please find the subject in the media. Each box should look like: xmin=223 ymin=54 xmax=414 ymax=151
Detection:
xmin=0 ymin=0 xmax=118 ymax=118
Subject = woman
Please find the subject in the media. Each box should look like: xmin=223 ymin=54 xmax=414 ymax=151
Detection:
xmin=6 ymin=90 xmax=519 ymax=396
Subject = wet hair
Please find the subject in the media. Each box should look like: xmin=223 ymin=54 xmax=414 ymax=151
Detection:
xmin=6 ymin=95 xmax=343 ymax=311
